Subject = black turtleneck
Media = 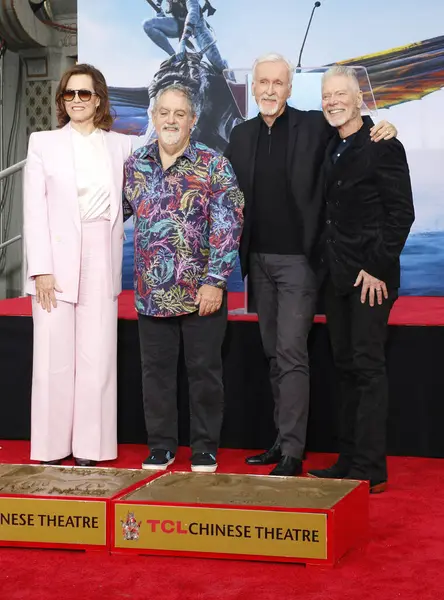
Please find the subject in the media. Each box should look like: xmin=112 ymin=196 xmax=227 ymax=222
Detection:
xmin=250 ymin=106 xmax=303 ymax=255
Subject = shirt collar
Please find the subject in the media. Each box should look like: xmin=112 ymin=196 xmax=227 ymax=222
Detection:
xmin=341 ymin=131 xmax=358 ymax=143
xmin=69 ymin=123 xmax=101 ymax=138
xmin=141 ymin=139 xmax=198 ymax=164
xmin=336 ymin=122 xmax=365 ymax=145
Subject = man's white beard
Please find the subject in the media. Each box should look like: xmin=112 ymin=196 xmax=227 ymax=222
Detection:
xmin=160 ymin=128 xmax=181 ymax=146
xmin=326 ymin=114 xmax=347 ymax=127
xmin=325 ymin=109 xmax=357 ymax=128
xmin=258 ymin=98 xmax=279 ymax=117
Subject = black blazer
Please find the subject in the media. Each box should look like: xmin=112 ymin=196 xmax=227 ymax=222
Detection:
xmin=225 ymin=106 xmax=333 ymax=277
xmin=321 ymin=121 xmax=415 ymax=291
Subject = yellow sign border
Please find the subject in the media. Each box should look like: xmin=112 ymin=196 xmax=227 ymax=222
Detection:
xmin=0 ymin=497 xmax=107 ymax=546
xmin=114 ymin=503 xmax=327 ymax=560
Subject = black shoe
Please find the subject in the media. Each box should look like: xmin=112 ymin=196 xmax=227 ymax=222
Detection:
xmin=40 ymin=459 xmax=62 ymax=466
xmin=307 ymin=461 xmax=350 ymax=479
xmin=191 ymin=452 xmax=217 ymax=473
xmin=344 ymin=473 xmax=387 ymax=494
xmin=142 ymin=449 xmax=175 ymax=471
xmin=245 ymin=443 xmax=281 ymax=465
xmin=269 ymin=456 xmax=303 ymax=477
xmin=74 ymin=458 xmax=97 ymax=467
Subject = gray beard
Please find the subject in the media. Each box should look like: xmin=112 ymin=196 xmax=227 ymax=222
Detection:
xmin=258 ymin=101 xmax=279 ymax=116
xmin=160 ymin=130 xmax=181 ymax=146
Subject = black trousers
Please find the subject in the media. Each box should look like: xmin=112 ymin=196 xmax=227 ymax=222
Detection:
xmin=138 ymin=298 xmax=227 ymax=455
xmin=249 ymin=253 xmax=317 ymax=459
xmin=324 ymin=277 xmax=398 ymax=483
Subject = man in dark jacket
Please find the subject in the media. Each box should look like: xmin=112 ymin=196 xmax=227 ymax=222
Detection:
xmin=225 ymin=53 xmax=397 ymax=476
xmin=308 ymin=65 xmax=414 ymax=492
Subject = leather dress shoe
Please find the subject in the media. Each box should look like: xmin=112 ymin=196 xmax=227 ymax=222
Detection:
xmin=369 ymin=481 xmax=387 ymax=494
xmin=344 ymin=474 xmax=387 ymax=494
xmin=74 ymin=458 xmax=97 ymax=467
xmin=269 ymin=455 xmax=303 ymax=476
xmin=40 ymin=459 xmax=62 ymax=466
xmin=245 ymin=443 xmax=281 ymax=466
xmin=307 ymin=461 xmax=350 ymax=479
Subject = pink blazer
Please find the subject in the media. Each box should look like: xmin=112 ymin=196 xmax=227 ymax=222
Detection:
xmin=23 ymin=124 xmax=132 ymax=302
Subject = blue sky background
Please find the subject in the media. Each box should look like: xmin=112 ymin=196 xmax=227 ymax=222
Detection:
xmin=79 ymin=0 xmax=444 ymax=233
xmin=79 ymin=0 xmax=444 ymax=85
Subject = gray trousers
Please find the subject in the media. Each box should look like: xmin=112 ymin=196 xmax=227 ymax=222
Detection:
xmin=249 ymin=254 xmax=317 ymax=459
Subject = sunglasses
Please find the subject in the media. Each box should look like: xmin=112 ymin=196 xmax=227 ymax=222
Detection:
xmin=62 ymin=89 xmax=98 ymax=102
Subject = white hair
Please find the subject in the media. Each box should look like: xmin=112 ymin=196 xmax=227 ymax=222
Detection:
xmin=322 ymin=65 xmax=361 ymax=93
xmin=152 ymin=83 xmax=196 ymax=116
xmin=252 ymin=53 xmax=295 ymax=83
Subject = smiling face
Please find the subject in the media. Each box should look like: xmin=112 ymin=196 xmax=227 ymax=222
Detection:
xmin=322 ymin=74 xmax=363 ymax=128
xmin=63 ymin=74 xmax=100 ymax=126
xmin=252 ymin=60 xmax=292 ymax=118
xmin=152 ymin=89 xmax=196 ymax=151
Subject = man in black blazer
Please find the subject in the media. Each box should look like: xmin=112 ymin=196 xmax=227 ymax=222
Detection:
xmin=308 ymin=66 xmax=414 ymax=492
xmin=225 ymin=53 xmax=397 ymax=476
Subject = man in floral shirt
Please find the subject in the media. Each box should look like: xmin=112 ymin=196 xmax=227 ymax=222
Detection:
xmin=123 ymin=83 xmax=244 ymax=473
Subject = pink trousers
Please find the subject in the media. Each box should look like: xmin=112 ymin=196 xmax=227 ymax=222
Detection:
xmin=30 ymin=220 xmax=118 ymax=462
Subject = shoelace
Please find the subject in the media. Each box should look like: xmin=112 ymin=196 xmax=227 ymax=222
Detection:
xmin=194 ymin=453 xmax=215 ymax=461
xmin=150 ymin=449 xmax=172 ymax=460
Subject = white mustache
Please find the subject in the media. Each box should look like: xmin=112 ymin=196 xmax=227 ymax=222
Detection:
xmin=260 ymin=95 xmax=277 ymax=101
xmin=162 ymin=125 xmax=180 ymax=131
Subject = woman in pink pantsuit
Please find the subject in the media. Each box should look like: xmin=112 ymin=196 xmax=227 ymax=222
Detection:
xmin=23 ymin=64 xmax=132 ymax=466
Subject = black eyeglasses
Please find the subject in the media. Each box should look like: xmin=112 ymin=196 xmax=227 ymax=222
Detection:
xmin=62 ymin=89 xmax=98 ymax=102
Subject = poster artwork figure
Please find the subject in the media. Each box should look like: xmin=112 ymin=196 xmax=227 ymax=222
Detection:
xmin=143 ymin=0 xmax=228 ymax=73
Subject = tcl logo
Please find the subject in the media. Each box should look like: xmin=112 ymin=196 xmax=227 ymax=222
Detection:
xmin=146 ymin=519 xmax=188 ymax=534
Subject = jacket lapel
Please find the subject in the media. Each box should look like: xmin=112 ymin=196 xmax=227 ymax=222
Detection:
xmin=58 ymin=124 xmax=81 ymax=233
xmin=248 ymin=117 xmax=261 ymax=196
xmin=323 ymin=133 xmax=340 ymax=189
xmin=286 ymin=107 xmax=300 ymax=178
xmin=103 ymin=131 xmax=121 ymax=229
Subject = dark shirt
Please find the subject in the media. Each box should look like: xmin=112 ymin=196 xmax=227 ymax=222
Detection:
xmin=250 ymin=106 xmax=303 ymax=254
xmin=331 ymin=132 xmax=357 ymax=164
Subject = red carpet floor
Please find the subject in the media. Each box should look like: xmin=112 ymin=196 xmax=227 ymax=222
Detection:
xmin=1 ymin=291 xmax=444 ymax=325
xmin=0 ymin=441 xmax=443 ymax=600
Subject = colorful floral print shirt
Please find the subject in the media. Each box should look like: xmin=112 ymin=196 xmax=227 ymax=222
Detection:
xmin=123 ymin=140 xmax=244 ymax=317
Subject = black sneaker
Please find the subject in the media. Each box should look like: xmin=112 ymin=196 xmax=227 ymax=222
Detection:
xmin=191 ymin=452 xmax=217 ymax=473
xmin=142 ymin=449 xmax=175 ymax=471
